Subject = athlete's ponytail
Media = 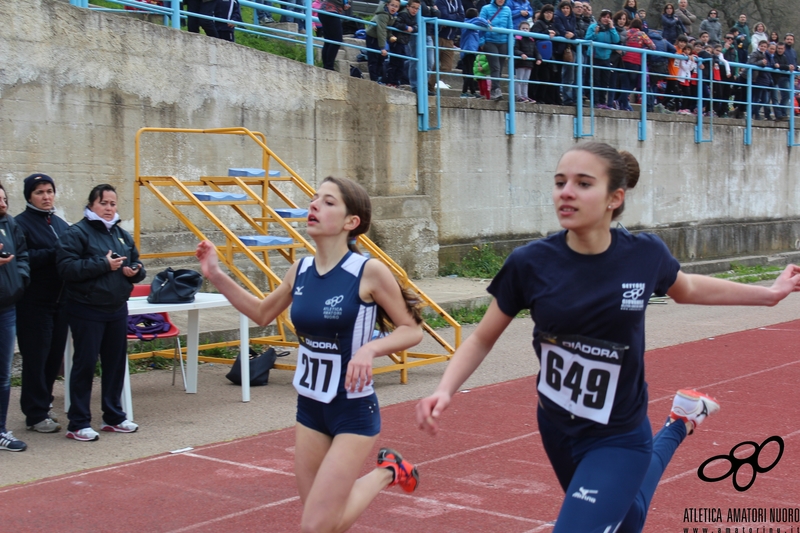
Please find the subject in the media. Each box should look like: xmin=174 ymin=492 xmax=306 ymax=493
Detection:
xmin=321 ymin=176 xmax=423 ymax=331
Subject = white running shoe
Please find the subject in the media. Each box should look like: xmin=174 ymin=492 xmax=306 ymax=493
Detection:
xmin=669 ymin=389 xmax=720 ymax=434
xmin=101 ymin=420 xmax=139 ymax=433
xmin=66 ymin=427 xmax=100 ymax=442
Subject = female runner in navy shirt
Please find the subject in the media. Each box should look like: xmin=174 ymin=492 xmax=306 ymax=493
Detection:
xmin=416 ymin=142 xmax=800 ymax=533
xmin=197 ymin=176 xmax=423 ymax=533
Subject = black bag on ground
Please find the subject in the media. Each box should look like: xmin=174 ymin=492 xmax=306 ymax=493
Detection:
xmin=226 ymin=347 xmax=289 ymax=386
xmin=147 ymin=267 xmax=203 ymax=304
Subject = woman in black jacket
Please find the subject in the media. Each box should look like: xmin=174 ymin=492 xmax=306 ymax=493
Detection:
xmin=15 ymin=174 xmax=70 ymax=434
xmin=532 ymin=4 xmax=560 ymax=104
xmin=0 ymin=182 xmax=30 ymax=452
xmin=57 ymin=184 xmax=146 ymax=442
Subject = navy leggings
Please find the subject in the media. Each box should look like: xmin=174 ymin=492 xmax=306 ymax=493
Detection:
xmin=538 ymin=407 xmax=686 ymax=533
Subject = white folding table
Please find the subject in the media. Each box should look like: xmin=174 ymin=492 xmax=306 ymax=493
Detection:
xmin=65 ymin=293 xmax=251 ymax=421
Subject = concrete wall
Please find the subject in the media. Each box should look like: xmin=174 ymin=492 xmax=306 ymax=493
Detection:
xmin=2 ymin=0 xmax=799 ymax=280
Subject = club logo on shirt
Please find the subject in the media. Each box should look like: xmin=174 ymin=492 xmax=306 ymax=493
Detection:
xmin=571 ymin=486 xmax=598 ymax=503
xmin=323 ymin=294 xmax=344 ymax=319
xmin=294 ymin=285 xmax=304 ymax=296
xmin=620 ymin=282 xmax=646 ymax=311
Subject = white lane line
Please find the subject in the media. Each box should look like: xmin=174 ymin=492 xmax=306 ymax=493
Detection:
xmin=415 ymin=431 xmax=540 ymax=467
xmin=660 ymin=428 xmax=800 ymax=484
xmin=0 ymin=454 xmax=171 ymax=494
xmin=182 ymin=452 xmax=294 ymax=477
xmin=163 ymin=495 xmax=301 ymax=533
xmin=648 ymin=358 xmax=800 ymax=405
xmin=385 ymin=492 xmax=551 ymax=526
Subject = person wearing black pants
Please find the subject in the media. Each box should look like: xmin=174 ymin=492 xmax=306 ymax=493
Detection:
xmin=186 ymin=0 xmax=219 ymax=38
xmin=15 ymin=174 xmax=70 ymax=434
xmin=57 ymin=184 xmax=146 ymax=442
xmin=318 ymin=0 xmax=346 ymax=70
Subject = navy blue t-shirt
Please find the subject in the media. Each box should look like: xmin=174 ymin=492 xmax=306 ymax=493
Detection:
xmin=290 ymin=252 xmax=378 ymax=402
xmin=487 ymin=229 xmax=680 ymax=437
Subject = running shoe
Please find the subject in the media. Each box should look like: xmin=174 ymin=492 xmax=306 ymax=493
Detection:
xmin=0 ymin=431 xmax=27 ymax=452
xmin=101 ymin=420 xmax=139 ymax=433
xmin=669 ymin=389 xmax=720 ymax=434
xmin=377 ymin=448 xmax=419 ymax=493
xmin=27 ymin=418 xmax=61 ymax=433
xmin=66 ymin=427 xmax=100 ymax=442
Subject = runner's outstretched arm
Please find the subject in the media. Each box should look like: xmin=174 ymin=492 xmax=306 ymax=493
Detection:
xmin=196 ymin=240 xmax=295 ymax=326
xmin=667 ymin=264 xmax=800 ymax=306
xmin=416 ymin=299 xmax=514 ymax=435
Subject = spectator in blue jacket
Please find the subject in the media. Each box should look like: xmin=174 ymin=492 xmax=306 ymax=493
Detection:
xmin=586 ymin=9 xmax=620 ymax=109
xmin=647 ymin=29 xmax=677 ymax=111
xmin=479 ymin=0 xmax=514 ymax=100
xmin=510 ymin=0 xmax=532 ymax=32
xmin=660 ymin=3 xmax=681 ymax=44
xmin=436 ymin=0 xmax=466 ymax=71
xmin=554 ymin=0 xmax=577 ymax=105
xmin=460 ymin=8 xmax=490 ymax=97
xmin=214 ymin=0 xmax=242 ymax=42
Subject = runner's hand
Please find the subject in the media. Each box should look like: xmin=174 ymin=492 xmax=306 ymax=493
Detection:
xmin=416 ymin=391 xmax=451 ymax=435
xmin=345 ymin=346 xmax=375 ymax=393
xmin=768 ymin=264 xmax=800 ymax=303
xmin=196 ymin=240 xmax=222 ymax=281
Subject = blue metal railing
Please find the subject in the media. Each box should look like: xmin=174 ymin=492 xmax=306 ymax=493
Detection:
xmin=73 ymin=1 xmax=799 ymax=145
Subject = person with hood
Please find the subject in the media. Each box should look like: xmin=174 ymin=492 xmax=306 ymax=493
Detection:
xmin=698 ymin=9 xmax=721 ymax=45
xmin=586 ymin=9 xmax=620 ymax=109
xmin=15 ymin=174 xmax=70 ymax=435
xmin=532 ymin=3 xmax=559 ymax=104
xmin=0 ymin=182 xmax=29 ymax=452
xmin=436 ymin=0 xmax=466 ymax=71
xmin=479 ymin=0 xmax=514 ymax=100
xmin=646 ymin=29 xmax=676 ymax=111
xmin=365 ymin=0 xmax=401 ymax=82
xmin=510 ymin=0 xmax=532 ymax=33
xmin=57 ymin=184 xmax=146 ymax=442
xmin=554 ymin=0 xmax=578 ymax=105
xmin=660 ymin=4 xmax=682 ymax=44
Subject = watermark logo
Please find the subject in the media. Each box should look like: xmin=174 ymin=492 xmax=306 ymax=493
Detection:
xmin=697 ymin=435 xmax=784 ymax=492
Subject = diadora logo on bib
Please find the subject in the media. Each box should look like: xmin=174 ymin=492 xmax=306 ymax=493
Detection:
xmin=562 ymin=340 xmax=620 ymax=359
xmin=620 ymin=282 xmax=645 ymax=311
xmin=571 ymin=487 xmax=598 ymax=503
xmin=323 ymin=295 xmax=344 ymax=320
xmin=298 ymin=335 xmax=339 ymax=351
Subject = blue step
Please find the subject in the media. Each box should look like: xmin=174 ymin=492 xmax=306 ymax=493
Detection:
xmin=194 ymin=192 xmax=249 ymax=201
xmin=274 ymin=208 xmax=308 ymax=218
xmin=238 ymin=235 xmax=294 ymax=246
xmin=228 ymin=168 xmax=266 ymax=177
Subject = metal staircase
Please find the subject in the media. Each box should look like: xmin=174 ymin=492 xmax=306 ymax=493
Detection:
xmin=133 ymin=127 xmax=460 ymax=383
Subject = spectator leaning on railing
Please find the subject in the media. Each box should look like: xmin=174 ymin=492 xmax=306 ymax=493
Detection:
xmin=772 ymin=42 xmax=794 ymax=122
xmin=784 ymin=34 xmax=797 ymax=70
xmin=365 ymin=0 xmax=400 ymax=82
xmin=618 ymin=18 xmax=654 ymax=112
xmin=554 ymin=0 xmax=578 ymax=106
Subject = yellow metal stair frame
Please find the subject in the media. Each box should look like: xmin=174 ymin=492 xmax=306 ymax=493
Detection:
xmin=133 ymin=127 xmax=461 ymax=383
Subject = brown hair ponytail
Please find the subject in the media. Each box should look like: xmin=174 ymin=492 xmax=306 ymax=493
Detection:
xmin=321 ymin=176 xmax=423 ymax=331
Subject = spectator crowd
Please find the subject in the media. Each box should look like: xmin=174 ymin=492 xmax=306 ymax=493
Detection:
xmin=354 ymin=0 xmax=800 ymax=120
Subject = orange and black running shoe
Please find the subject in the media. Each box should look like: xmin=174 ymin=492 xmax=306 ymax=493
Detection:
xmin=377 ymin=447 xmax=419 ymax=493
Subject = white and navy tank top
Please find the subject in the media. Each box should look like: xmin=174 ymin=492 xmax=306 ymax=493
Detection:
xmin=290 ymin=252 xmax=378 ymax=403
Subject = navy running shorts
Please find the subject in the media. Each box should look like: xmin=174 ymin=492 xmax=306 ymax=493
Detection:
xmin=296 ymin=393 xmax=381 ymax=437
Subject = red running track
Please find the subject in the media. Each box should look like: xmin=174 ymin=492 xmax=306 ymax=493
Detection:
xmin=3 ymin=320 xmax=800 ymax=533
